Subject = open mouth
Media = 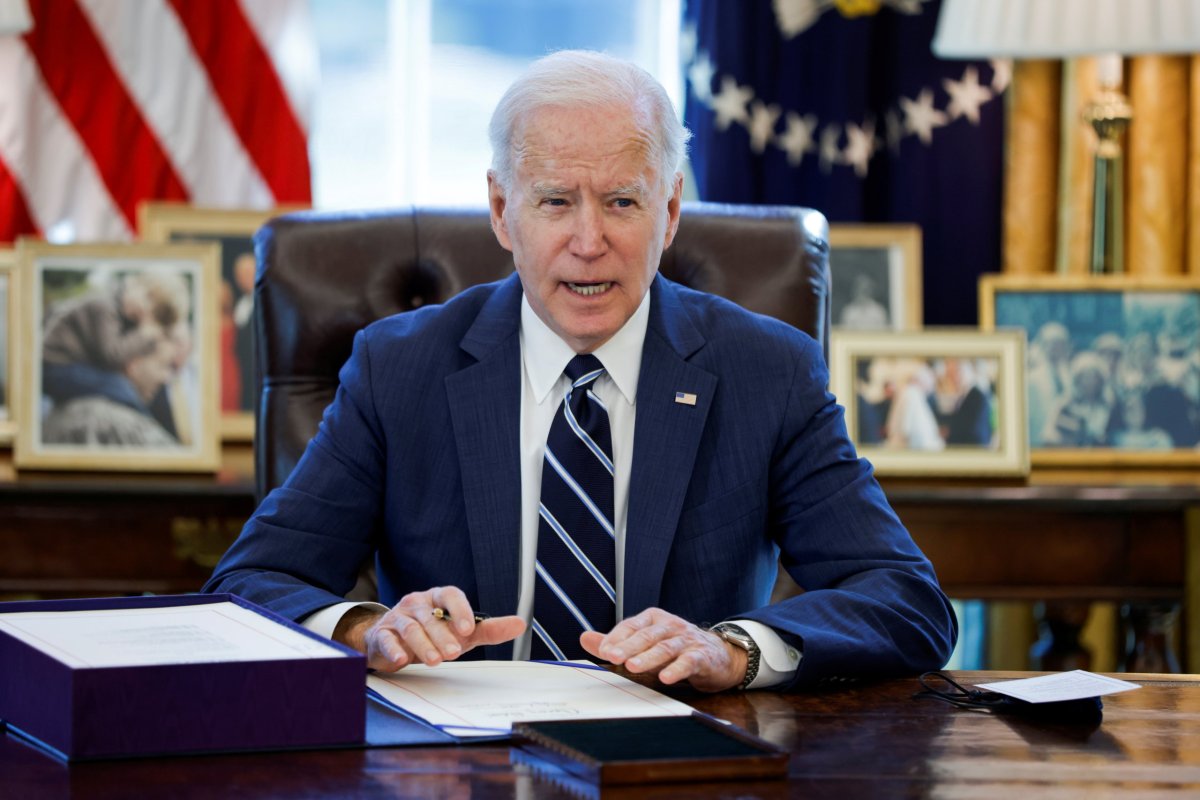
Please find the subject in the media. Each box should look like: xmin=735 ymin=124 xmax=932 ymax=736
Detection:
xmin=566 ymin=281 xmax=612 ymax=297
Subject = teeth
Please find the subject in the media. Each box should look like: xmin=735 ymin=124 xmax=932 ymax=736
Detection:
xmin=568 ymin=282 xmax=611 ymax=296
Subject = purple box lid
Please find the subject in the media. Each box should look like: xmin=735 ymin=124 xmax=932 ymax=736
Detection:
xmin=0 ymin=593 xmax=365 ymax=760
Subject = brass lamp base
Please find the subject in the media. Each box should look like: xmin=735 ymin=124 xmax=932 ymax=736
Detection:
xmin=1083 ymin=88 xmax=1133 ymax=275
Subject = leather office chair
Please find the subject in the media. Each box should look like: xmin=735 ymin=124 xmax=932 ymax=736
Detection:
xmin=254 ymin=203 xmax=829 ymax=601
xmin=253 ymin=202 xmax=831 ymax=502
xmin=255 ymin=203 xmax=825 ymax=496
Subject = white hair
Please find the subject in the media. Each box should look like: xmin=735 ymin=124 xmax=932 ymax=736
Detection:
xmin=488 ymin=50 xmax=690 ymax=196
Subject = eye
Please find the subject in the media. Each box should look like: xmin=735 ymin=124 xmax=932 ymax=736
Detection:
xmin=612 ymin=198 xmax=635 ymax=208
xmin=544 ymin=198 xmax=567 ymax=207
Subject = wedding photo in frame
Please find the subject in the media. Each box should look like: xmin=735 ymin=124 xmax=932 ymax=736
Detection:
xmin=14 ymin=241 xmax=221 ymax=472
xmin=830 ymin=329 xmax=1028 ymax=477
xmin=829 ymin=224 xmax=923 ymax=331
xmin=139 ymin=202 xmax=302 ymax=441
xmin=0 ymin=250 xmax=16 ymax=445
xmin=980 ymin=274 xmax=1200 ymax=467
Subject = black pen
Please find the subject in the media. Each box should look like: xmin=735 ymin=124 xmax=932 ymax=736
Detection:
xmin=431 ymin=607 xmax=490 ymax=623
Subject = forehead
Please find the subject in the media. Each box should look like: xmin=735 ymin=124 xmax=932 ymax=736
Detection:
xmin=511 ymin=103 xmax=658 ymax=183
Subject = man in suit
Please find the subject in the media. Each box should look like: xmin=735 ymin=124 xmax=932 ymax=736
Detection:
xmin=205 ymin=50 xmax=956 ymax=692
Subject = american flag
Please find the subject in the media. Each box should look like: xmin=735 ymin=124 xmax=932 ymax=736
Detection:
xmin=0 ymin=0 xmax=315 ymax=244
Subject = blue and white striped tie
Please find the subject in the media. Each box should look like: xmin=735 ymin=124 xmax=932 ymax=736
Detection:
xmin=531 ymin=354 xmax=616 ymax=660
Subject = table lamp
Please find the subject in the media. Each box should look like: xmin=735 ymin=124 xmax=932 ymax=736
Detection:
xmin=932 ymin=0 xmax=1200 ymax=274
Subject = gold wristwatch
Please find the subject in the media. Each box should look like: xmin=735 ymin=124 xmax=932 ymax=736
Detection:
xmin=710 ymin=622 xmax=760 ymax=690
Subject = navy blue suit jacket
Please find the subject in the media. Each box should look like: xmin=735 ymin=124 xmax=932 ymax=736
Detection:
xmin=206 ymin=274 xmax=956 ymax=688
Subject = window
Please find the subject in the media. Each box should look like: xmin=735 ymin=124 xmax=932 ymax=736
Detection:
xmin=309 ymin=0 xmax=682 ymax=210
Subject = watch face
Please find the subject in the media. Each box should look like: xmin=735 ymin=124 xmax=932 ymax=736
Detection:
xmin=716 ymin=625 xmax=752 ymax=649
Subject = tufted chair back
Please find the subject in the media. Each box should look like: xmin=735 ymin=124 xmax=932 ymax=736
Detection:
xmin=253 ymin=203 xmax=830 ymax=500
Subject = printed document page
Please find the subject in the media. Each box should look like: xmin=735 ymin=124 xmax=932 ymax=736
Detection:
xmin=0 ymin=602 xmax=348 ymax=668
xmin=975 ymin=670 xmax=1141 ymax=703
xmin=368 ymin=660 xmax=695 ymax=736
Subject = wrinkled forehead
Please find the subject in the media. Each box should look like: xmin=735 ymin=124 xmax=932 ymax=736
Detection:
xmin=510 ymin=101 xmax=659 ymax=171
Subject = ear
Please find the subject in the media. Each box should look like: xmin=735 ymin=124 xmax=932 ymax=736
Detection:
xmin=662 ymin=172 xmax=683 ymax=250
xmin=487 ymin=171 xmax=514 ymax=252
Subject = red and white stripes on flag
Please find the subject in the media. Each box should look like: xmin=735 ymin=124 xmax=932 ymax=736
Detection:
xmin=0 ymin=0 xmax=315 ymax=244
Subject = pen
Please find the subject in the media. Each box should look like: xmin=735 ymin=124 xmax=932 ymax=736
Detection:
xmin=431 ymin=607 xmax=490 ymax=623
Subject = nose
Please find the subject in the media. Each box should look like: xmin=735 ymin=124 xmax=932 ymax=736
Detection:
xmin=569 ymin=202 xmax=607 ymax=260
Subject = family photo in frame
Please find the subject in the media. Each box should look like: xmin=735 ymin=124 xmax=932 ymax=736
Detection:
xmin=830 ymin=329 xmax=1028 ymax=476
xmin=980 ymin=274 xmax=1200 ymax=467
xmin=15 ymin=241 xmax=221 ymax=472
xmin=829 ymin=224 xmax=923 ymax=331
xmin=139 ymin=202 xmax=302 ymax=441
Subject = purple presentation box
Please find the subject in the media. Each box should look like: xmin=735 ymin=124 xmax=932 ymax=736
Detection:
xmin=0 ymin=593 xmax=366 ymax=761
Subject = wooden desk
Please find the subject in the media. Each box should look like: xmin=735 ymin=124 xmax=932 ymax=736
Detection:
xmin=3 ymin=672 xmax=1198 ymax=797
xmin=1 ymin=449 xmax=1195 ymax=666
xmin=883 ymin=478 xmax=1199 ymax=671
xmin=0 ymin=447 xmax=256 ymax=597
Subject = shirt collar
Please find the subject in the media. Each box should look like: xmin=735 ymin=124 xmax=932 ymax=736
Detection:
xmin=520 ymin=289 xmax=650 ymax=406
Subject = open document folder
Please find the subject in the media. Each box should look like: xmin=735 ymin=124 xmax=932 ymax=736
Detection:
xmin=367 ymin=660 xmax=695 ymax=740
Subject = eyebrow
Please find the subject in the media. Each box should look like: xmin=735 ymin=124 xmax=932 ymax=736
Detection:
xmin=531 ymin=182 xmax=570 ymax=198
xmin=606 ymin=182 xmax=649 ymax=199
xmin=529 ymin=181 xmax=650 ymax=200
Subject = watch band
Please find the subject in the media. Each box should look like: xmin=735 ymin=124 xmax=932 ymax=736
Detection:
xmin=710 ymin=622 xmax=761 ymax=690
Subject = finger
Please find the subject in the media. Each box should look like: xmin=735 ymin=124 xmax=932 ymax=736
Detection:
xmin=466 ymin=615 xmax=527 ymax=647
xmin=657 ymin=648 xmax=710 ymax=686
xmin=601 ymin=619 xmax=682 ymax=664
xmin=364 ymin=626 xmax=412 ymax=672
xmin=624 ymin=635 xmax=689 ymax=675
xmin=593 ymin=610 xmax=662 ymax=662
xmin=395 ymin=589 xmax=465 ymax=660
xmin=430 ymin=586 xmax=476 ymax=637
xmin=386 ymin=609 xmax=446 ymax=666
xmin=579 ymin=631 xmax=606 ymax=659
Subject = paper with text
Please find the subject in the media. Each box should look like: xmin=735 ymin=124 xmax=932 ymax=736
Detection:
xmin=0 ymin=602 xmax=348 ymax=668
xmin=367 ymin=661 xmax=694 ymax=735
xmin=976 ymin=671 xmax=1141 ymax=703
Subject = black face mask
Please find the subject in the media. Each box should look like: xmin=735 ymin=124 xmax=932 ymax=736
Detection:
xmin=913 ymin=671 xmax=1104 ymax=727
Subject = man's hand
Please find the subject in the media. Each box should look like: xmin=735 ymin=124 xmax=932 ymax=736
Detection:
xmin=333 ymin=586 xmax=525 ymax=672
xmin=579 ymin=608 xmax=748 ymax=693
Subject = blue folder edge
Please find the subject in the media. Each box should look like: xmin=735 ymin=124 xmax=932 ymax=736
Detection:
xmin=1 ymin=692 xmax=508 ymax=763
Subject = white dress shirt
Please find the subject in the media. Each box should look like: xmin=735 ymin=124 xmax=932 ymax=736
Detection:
xmin=303 ymin=289 xmax=800 ymax=688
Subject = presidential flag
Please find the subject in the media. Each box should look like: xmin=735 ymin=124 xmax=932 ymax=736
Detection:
xmin=683 ymin=0 xmax=1006 ymax=325
xmin=0 ymin=0 xmax=315 ymax=244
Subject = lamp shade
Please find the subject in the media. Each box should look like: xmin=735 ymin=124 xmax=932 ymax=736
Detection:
xmin=933 ymin=0 xmax=1200 ymax=58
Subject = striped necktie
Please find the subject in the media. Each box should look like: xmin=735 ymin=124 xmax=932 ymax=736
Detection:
xmin=530 ymin=354 xmax=616 ymax=660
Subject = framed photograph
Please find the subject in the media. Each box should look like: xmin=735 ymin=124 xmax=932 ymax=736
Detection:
xmin=980 ymin=274 xmax=1200 ymax=467
xmin=139 ymin=202 xmax=302 ymax=441
xmin=829 ymin=224 xmax=923 ymax=331
xmin=15 ymin=241 xmax=221 ymax=472
xmin=830 ymin=329 xmax=1028 ymax=476
xmin=0 ymin=250 xmax=15 ymax=445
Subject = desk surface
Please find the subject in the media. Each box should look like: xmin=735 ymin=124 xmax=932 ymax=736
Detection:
xmin=4 ymin=671 xmax=1198 ymax=798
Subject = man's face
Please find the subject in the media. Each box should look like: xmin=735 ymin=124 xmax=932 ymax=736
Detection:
xmin=488 ymin=103 xmax=682 ymax=353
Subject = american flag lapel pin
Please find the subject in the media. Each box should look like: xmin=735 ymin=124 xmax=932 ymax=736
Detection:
xmin=674 ymin=391 xmax=697 ymax=406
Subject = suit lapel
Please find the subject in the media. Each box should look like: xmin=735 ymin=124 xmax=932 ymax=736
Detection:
xmin=445 ymin=275 xmax=523 ymax=659
xmin=623 ymin=278 xmax=715 ymax=617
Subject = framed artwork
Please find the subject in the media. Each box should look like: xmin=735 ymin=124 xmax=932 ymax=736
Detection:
xmin=139 ymin=202 xmax=303 ymax=441
xmin=830 ymin=329 xmax=1028 ymax=477
xmin=980 ymin=274 xmax=1200 ymax=467
xmin=14 ymin=241 xmax=221 ymax=472
xmin=0 ymin=250 xmax=15 ymax=444
xmin=829 ymin=224 xmax=923 ymax=331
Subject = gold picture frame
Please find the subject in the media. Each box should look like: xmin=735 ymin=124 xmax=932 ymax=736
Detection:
xmin=139 ymin=202 xmax=304 ymax=441
xmin=829 ymin=224 xmax=923 ymax=331
xmin=0 ymin=250 xmax=16 ymax=445
xmin=980 ymin=273 xmax=1200 ymax=467
xmin=15 ymin=240 xmax=221 ymax=472
xmin=831 ymin=328 xmax=1028 ymax=477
